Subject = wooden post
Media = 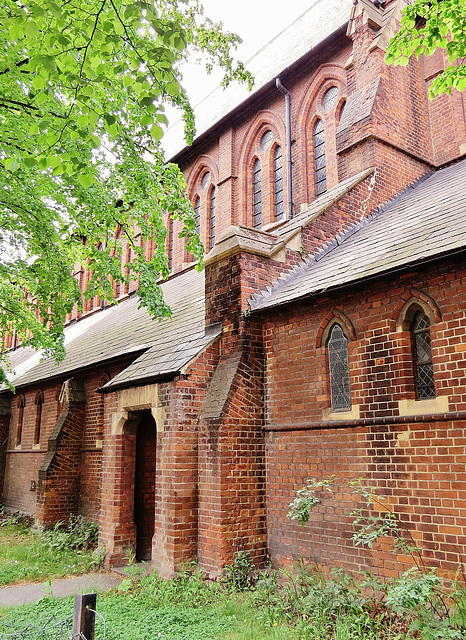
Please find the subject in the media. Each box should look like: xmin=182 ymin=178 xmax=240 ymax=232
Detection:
xmin=72 ymin=593 xmax=96 ymax=640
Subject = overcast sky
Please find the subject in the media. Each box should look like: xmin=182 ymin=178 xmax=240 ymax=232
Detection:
xmin=181 ymin=0 xmax=313 ymax=105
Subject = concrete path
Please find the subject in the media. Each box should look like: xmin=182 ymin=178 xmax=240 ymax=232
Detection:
xmin=0 ymin=572 xmax=123 ymax=607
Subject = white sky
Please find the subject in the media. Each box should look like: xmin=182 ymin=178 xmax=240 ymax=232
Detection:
xmin=181 ymin=0 xmax=313 ymax=105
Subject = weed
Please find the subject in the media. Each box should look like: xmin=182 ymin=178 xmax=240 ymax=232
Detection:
xmin=223 ymin=551 xmax=256 ymax=592
xmin=35 ymin=514 xmax=98 ymax=552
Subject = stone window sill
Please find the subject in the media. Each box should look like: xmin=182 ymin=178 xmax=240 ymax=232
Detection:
xmin=398 ymin=396 xmax=449 ymax=417
xmin=322 ymin=405 xmax=360 ymax=421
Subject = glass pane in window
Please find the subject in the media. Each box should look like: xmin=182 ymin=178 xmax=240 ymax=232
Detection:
xmin=253 ymin=159 xmax=261 ymax=228
xmin=210 ymin=187 xmax=216 ymax=250
xmin=261 ymin=130 xmax=273 ymax=150
xmin=412 ymin=311 xmax=436 ymax=399
xmin=328 ymin=325 xmax=351 ymax=411
xmin=201 ymin=172 xmax=211 ymax=189
xmin=322 ymin=86 xmax=339 ymax=110
xmin=274 ymin=146 xmax=284 ymax=221
xmin=313 ymin=119 xmax=326 ymax=197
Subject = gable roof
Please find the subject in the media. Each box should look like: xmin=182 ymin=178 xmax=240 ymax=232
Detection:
xmin=3 ymin=268 xmax=216 ymax=391
xmin=250 ymin=159 xmax=466 ymax=312
xmin=163 ymin=0 xmax=354 ymax=160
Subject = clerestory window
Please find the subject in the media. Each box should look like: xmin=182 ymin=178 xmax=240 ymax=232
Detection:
xmin=194 ymin=196 xmax=201 ymax=236
xmin=209 ymin=187 xmax=216 ymax=250
xmin=252 ymin=158 xmax=262 ymax=229
xmin=274 ymin=146 xmax=284 ymax=221
xmin=313 ymin=119 xmax=327 ymax=196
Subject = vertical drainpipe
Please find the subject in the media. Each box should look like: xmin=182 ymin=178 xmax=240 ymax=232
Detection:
xmin=275 ymin=77 xmax=293 ymax=220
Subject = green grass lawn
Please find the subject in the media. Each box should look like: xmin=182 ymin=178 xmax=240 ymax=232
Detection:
xmin=0 ymin=592 xmax=298 ymax=640
xmin=0 ymin=514 xmax=100 ymax=586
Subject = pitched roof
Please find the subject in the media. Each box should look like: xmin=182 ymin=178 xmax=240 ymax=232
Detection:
xmin=250 ymin=159 xmax=466 ymax=312
xmin=4 ymin=268 xmax=214 ymax=391
xmin=163 ymin=0 xmax=354 ymax=160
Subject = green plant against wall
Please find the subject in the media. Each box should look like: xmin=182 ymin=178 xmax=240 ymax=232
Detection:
xmin=286 ymin=476 xmax=466 ymax=639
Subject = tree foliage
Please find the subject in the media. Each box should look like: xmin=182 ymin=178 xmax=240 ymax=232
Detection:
xmin=386 ymin=0 xmax=466 ymax=96
xmin=0 ymin=0 xmax=252 ymax=384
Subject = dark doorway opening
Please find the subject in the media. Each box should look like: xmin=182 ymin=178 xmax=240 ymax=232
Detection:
xmin=134 ymin=411 xmax=156 ymax=561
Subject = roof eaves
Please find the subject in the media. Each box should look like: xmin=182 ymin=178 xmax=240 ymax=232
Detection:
xmin=252 ymin=236 xmax=466 ymax=316
xmin=167 ymin=11 xmax=351 ymax=163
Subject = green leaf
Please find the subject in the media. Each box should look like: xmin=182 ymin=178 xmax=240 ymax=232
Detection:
xmin=78 ymin=173 xmax=96 ymax=188
xmin=150 ymin=125 xmax=163 ymax=141
xmin=77 ymin=114 xmax=91 ymax=128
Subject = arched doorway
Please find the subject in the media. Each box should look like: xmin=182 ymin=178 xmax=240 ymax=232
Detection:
xmin=134 ymin=411 xmax=157 ymax=561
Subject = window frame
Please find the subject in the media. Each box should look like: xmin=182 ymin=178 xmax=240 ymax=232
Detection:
xmin=327 ymin=323 xmax=352 ymax=412
xmin=411 ymin=310 xmax=436 ymax=400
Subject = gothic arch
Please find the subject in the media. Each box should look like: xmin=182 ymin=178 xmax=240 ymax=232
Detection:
xmin=316 ymin=308 xmax=356 ymax=349
xmin=392 ymin=289 xmax=442 ymax=332
xmin=296 ymin=65 xmax=346 ymax=201
xmin=237 ymin=110 xmax=286 ymax=226
xmin=186 ymin=154 xmax=219 ymax=202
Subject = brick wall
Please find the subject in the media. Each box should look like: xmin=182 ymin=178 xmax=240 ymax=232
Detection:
xmin=262 ymin=255 xmax=466 ymax=577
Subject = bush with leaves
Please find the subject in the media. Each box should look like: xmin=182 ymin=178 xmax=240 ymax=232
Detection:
xmin=286 ymin=475 xmax=466 ymax=638
xmin=36 ymin=514 xmax=98 ymax=553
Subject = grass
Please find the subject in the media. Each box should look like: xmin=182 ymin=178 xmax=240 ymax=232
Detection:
xmin=0 ymin=512 xmax=101 ymax=586
xmin=1 ymin=517 xmax=466 ymax=639
xmin=0 ymin=581 xmax=299 ymax=640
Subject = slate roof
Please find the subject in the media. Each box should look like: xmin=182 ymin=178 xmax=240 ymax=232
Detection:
xmin=250 ymin=159 xmax=466 ymax=312
xmin=163 ymin=0 xmax=354 ymax=160
xmin=3 ymin=268 xmax=217 ymax=391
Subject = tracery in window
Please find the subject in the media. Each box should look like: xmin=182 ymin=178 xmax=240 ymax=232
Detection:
xmin=322 ymin=86 xmax=339 ymax=110
xmin=34 ymin=390 xmax=43 ymax=446
xmin=209 ymin=187 xmax=216 ymax=250
xmin=313 ymin=119 xmax=327 ymax=196
xmin=260 ymin=130 xmax=273 ymax=150
xmin=328 ymin=324 xmax=351 ymax=412
xmin=273 ymin=145 xmax=284 ymax=221
xmin=411 ymin=311 xmax=436 ymax=399
xmin=252 ymin=158 xmax=262 ymax=229
xmin=201 ymin=172 xmax=211 ymax=190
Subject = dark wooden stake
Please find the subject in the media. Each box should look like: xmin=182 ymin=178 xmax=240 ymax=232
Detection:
xmin=72 ymin=593 xmax=96 ymax=640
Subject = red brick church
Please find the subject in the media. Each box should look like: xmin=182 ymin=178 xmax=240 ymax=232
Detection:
xmin=2 ymin=0 xmax=466 ymax=578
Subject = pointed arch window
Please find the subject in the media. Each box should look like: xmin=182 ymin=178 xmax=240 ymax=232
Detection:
xmin=411 ymin=311 xmax=436 ymax=399
xmin=194 ymin=196 xmax=201 ymax=236
xmin=328 ymin=324 xmax=351 ymax=411
xmin=16 ymin=395 xmax=25 ymax=447
xmin=274 ymin=145 xmax=284 ymax=221
xmin=252 ymin=158 xmax=262 ymax=228
xmin=34 ymin=390 xmax=44 ymax=446
xmin=209 ymin=187 xmax=216 ymax=250
xmin=313 ymin=119 xmax=327 ymax=196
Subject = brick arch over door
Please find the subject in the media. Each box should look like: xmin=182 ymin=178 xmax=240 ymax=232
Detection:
xmin=236 ymin=110 xmax=286 ymax=227
xmin=296 ymin=65 xmax=346 ymax=202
